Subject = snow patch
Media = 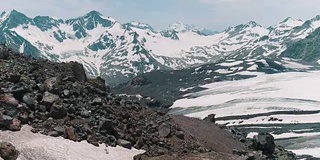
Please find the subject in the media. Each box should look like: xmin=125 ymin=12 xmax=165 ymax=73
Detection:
xmin=0 ymin=126 xmax=144 ymax=160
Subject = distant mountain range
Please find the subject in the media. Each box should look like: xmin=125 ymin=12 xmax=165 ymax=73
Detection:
xmin=1 ymin=10 xmax=320 ymax=85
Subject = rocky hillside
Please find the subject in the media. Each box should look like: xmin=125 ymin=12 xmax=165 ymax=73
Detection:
xmin=3 ymin=10 xmax=320 ymax=85
xmin=0 ymin=45 xmax=296 ymax=159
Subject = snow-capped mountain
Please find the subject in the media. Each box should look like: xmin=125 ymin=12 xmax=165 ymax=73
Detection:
xmin=2 ymin=10 xmax=320 ymax=85
xmin=0 ymin=10 xmax=221 ymax=85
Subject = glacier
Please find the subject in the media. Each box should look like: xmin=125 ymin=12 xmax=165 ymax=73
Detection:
xmin=170 ymin=71 xmax=320 ymax=158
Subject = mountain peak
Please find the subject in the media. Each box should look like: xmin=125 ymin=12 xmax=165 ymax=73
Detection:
xmin=168 ymin=21 xmax=196 ymax=32
xmin=245 ymin=21 xmax=260 ymax=27
xmin=0 ymin=11 xmax=8 ymax=21
xmin=0 ymin=11 xmax=6 ymax=17
xmin=278 ymin=17 xmax=303 ymax=28
xmin=311 ymin=15 xmax=320 ymax=22
xmin=10 ymin=9 xmax=20 ymax=14
xmin=85 ymin=10 xmax=103 ymax=17
xmin=0 ymin=9 xmax=32 ymax=29
xmin=281 ymin=17 xmax=293 ymax=23
xmin=8 ymin=9 xmax=28 ymax=18
xmin=231 ymin=21 xmax=261 ymax=32
xmin=166 ymin=22 xmax=217 ymax=35
xmin=33 ymin=16 xmax=62 ymax=31
xmin=125 ymin=21 xmax=156 ymax=32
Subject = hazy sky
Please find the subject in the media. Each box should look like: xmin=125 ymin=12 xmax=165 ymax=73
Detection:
xmin=2 ymin=0 xmax=320 ymax=31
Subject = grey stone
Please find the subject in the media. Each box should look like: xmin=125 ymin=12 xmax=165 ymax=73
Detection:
xmin=159 ymin=123 xmax=171 ymax=138
xmin=48 ymin=131 xmax=59 ymax=137
xmin=92 ymin=97 xmax=103 ymax=106
xmin=50 ymin=105 xmax=67 ymax=119
xmin=176 ymin=131 xmax=185 ymax=140
xmin=23 ymin=95 xmax=35 ymax=108
xmin=117 ymin=139 xmax=132 ymax=149
xmin=41 ymin=92 xmax=59 ymax=106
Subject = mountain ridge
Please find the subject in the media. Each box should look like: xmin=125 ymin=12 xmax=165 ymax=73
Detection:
xmin=1 ymin=10 xmax=320 ymax=85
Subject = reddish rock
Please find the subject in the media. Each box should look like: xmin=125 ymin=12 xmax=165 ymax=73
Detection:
xmin=0 ymin=94 xmax=18 ymax=107
xmin=64 ymin=127 xmax=77 ymax=141
xmin=87 ymin=135 xmax=99 ymax=147
xmin=9 ymin=118 xmax=21 ymax=131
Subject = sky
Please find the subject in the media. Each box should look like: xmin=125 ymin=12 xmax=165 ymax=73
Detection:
xmin=1 ymin=0 xmax=320 ymax=31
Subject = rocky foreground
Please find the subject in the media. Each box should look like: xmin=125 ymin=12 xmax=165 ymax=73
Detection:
xmin=0 ymin=46 xmax=296 ymax=160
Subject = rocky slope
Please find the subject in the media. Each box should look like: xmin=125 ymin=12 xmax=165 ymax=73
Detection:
xmin=3 ymin=10 xmax=320 ymax=85
xmin=0 ymin=45 xmax=295 ymax=159
xmin=281 ymin=27 xmax=320 ymax=63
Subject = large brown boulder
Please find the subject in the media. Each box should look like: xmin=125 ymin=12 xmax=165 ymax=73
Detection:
xmin=0 ymin=142 xmax=19 ymax=160
xmin=0 ymin=94 xmax=18 ymax=107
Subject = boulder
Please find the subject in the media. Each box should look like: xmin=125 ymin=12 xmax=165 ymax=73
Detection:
xmin=44 ymin=77 xmax=61 ymax=94
xmin=117 ymin=139 xmax=132 ymax=149
xmin=87 ymin=135 xmax=99 ymax=147
xmin=8 ymin=118 xmax=21 ymax=131
xmin=0 ymin=142 xmax=19 ymax=160
xmin=0 ymin=94 xmax=18 ymax=107
xmin=64 ymin=127 xmax=77 ymax=141
xmin=134 ymin=138 xmax=144 ymax=149
xmin=0 ymin=115 xmax=21 ymax=131
xmin=175 ymin=131 xmax=185 ymax=140
xmin=62 ymin=89 xmax=70 ymax=97
xmin=0 ymin=49 xmax=9 ymax=60
xmin=18 ymin=112 xmax=29 ymax=124
xmin=88 ymin=77 xmax=109 ymax=92
xmin=7 ymin=74 xmax=20 ymax=84
xmin=0 ymin=115 xmax=13 ymax=127
xmin=256 ymin=133 xmax=276 ymax=155
xmin=203 ymin=114 xmax=216 ymax=123
xmin=158 ymin=123 xmax=171 ymax=138
xmin=53 ymin=126 xmax=65 ymax=135
xmin=50 ymin=104 xmax=67 ymax=119
xmin=41 ymin=92 xmax=59 ymax=106
xmin=48 ymin=131 xmax=59 ymax=137
xmin=92 ymin=97 xmax=103 ymax=106
xmin=100 ymin=119 xmax=115 ymax=135
xmin=22 ymin=95 xmax=35 ymax=108
xmin=80 ymin=110 xmax=90 ymax=118
xmin=71 ymin=62 xmax=87 ymax=82
xmin=9 ymin=86 xmax=27 ymax=100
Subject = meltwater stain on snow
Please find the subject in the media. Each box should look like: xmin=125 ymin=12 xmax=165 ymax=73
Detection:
xmin=0 ymin=126 xmax=144 ymax=160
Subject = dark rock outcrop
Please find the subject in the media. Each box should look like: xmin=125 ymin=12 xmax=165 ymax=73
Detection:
xmin=71 ymin=62 xmax=87 ymax=82
xmin=203 ymin=113 xmax=216 ymax=123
